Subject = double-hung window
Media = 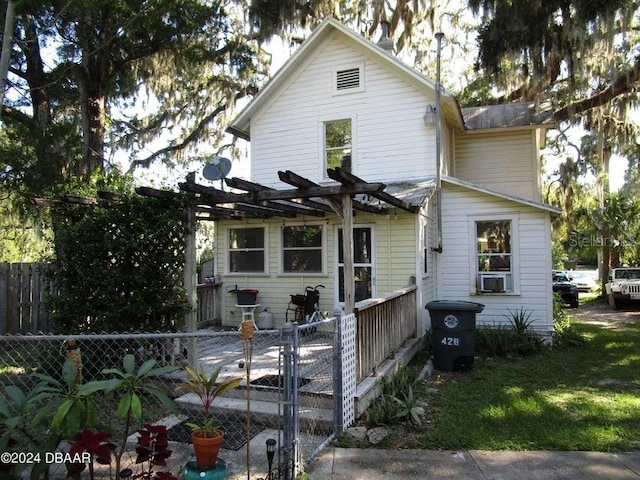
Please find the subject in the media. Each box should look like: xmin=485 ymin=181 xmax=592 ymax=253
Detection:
xmin=282 ymin=225 xmax=323 ymax=274
xmin=324 ymin=119 xmax=352 ymax=173
xmin=228 ymin=227 xmax=265 ymax=273
xmin=475 ymin=219 xmax=514 ymax=293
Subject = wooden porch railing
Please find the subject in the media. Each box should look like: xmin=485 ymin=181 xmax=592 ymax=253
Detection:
xmin=196 ymin=283 xmax=221 ymax=327
xmin=353 ymin=286 xmax=417 ymax=382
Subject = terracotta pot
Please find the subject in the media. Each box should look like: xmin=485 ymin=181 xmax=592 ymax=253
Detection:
xmin=191 ymin=429 xmax=225 ymax=468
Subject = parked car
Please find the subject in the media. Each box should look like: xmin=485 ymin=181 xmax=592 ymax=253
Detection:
xmin=605 ymin=267 xmax=640 ymax=309
xmin=552 ymin=271 xmax=579 ymax=308
xmin=569 ymin=271 xmax=599 ymax=293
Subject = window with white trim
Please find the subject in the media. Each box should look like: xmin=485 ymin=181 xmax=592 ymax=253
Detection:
xmin=476 ymin=220 xmax=513 ymax=292
xmin=282 ymin=225 xmax=323 ymax=273
xmin=324 ymin=119 xmax=352 ymax=173
xmin=228 ymin=227 xmax=265 ymax=273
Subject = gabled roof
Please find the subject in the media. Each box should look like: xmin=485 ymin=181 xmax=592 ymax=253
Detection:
xmin=442 ymin=176 xmax=561 ymax=215
xmin=228 ymin=17 xmax=465 ymax=139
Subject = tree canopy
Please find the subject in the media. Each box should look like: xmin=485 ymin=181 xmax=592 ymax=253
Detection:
xmin=0 ymin=0 xmax=267 ymax=194
xmin=468 ymin=0 xmax=639 ymax=120
xmin=2 ymin=0 xmax=639 ymax=272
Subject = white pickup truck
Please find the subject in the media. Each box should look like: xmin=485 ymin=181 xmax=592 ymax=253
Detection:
xmin=605 ymin=267 xmax=640 ymax=309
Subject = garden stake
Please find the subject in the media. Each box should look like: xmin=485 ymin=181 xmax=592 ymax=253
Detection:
xmin=62 ymin=338 xmax=83 ymax=384
xmin=241 ymin=320 xmax=254 ymax=480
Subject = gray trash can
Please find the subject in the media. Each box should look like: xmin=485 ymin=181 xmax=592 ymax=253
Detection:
xmin=426 ymin=300 xmax=484 ymax=372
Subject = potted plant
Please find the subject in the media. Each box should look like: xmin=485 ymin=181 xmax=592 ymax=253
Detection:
xmin=176 ymin=366 xmax=242 ymax=468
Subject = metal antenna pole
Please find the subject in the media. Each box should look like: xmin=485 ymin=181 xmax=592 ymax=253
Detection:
xmin=435 ymin=31 xmax=445 ymax=252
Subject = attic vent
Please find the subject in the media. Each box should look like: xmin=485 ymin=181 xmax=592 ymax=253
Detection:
xmin=333 ymin=63 xmax=365 ymax=95
xmin=336 ymin=68 xmax=360 ymax=90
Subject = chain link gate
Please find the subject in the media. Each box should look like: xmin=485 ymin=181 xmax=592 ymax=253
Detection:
xmin=277 ymin=313 xmax=356 ymax=479
xmin=0 ymin=314 xmax=357 ymax=479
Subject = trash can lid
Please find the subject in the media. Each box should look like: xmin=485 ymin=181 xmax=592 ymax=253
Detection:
xmin=426 ymin=300 xmax=484 ymax=313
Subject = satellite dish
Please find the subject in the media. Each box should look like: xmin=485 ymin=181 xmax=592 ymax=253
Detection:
xmin=203 ymin=156 xmax=232 ymax=181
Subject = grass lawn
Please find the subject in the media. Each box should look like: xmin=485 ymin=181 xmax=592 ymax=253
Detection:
xmin=401 ymin=307 xmax=640 ymax=452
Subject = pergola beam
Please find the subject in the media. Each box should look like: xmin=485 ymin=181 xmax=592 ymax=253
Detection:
xmin=327 ymin=167 xmax=419 ymax=213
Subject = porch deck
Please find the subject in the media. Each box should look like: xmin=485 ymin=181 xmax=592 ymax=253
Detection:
xmin=190 ymin=285 xmax=422 ymax=418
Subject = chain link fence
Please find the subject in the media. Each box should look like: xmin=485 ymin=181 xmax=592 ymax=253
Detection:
xmin=0 ymin=324 xmax=340 ymax=480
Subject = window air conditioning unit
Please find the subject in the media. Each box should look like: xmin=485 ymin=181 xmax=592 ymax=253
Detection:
xmin=480 ymin=273 xmax=506 ymax=292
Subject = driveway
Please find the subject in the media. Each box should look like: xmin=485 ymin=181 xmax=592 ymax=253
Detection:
xmin=573 ymin=298 xmax=640 ymax=327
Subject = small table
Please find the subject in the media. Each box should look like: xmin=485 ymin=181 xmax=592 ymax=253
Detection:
xmin=236 ymin=304 xmax=260 ymax=331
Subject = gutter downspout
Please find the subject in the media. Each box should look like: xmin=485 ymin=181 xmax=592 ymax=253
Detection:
xmin=433 ymin=32 xmax=444 ymax=254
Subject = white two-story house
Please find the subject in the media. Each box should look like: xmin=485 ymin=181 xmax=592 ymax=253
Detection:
xmin=211 ymin=18 xmax=559 ymax=338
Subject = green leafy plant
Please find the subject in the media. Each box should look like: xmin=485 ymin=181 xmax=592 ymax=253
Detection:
xmin=366 ymin=365 xmax=426 ymax=428
xmin=552 ymin=293 xmax=585 ymax=348
xmin=0 ymin=381 xmax=62 ymax=479
xmin=475 ymin=324 xmax=513 ymax=357
xmin=46 ymin=194 xmax=190 ymax=333
xmin=176 ymin=365 xmax=242 ymax=437
xmin=505 ymin=307 xmax=535 ymax=335
xmin=101 ymin=354 xmax=180 ymax=475
xmin=392 ymin=386 xmax=425 ymax=427
xmin=32 ymin=359 xmax=105 ymax=438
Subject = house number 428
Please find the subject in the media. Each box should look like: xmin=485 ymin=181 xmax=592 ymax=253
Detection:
xmin=441 ymin=337 xmax=460 ymax=346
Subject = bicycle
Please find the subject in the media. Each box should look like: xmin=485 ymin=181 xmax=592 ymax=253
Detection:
xmin=285 ymin=284 xmax=326 ymax=324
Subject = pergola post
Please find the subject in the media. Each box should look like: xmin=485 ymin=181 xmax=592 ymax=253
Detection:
xmin=342 ymin=193 xmax=355 ymax=315
xmin=184 ymin=205 xmax=198 ymax=332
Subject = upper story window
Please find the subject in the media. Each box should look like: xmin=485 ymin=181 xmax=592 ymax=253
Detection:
xmin=282 ymin=225 xmax=323 ymax=274
xmin=475 ymin=219 xmax=514 ymax=293
xmin=324 ymin=119 xmax=352 ymax=173
xmin=228 ymin=227 xmax=265 ymax=274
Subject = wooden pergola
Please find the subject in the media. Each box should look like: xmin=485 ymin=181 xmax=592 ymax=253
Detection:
xmin=145 ymin=167 xmax=421 ymax=323
xmin=137 ymin=167 xmax=419 ymax=220
xmin=32 ymin=167 xmax=423 ymax=324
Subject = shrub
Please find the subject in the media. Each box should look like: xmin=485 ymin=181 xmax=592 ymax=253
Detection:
xmin=46 ymin=194 xmax=190 ymax=333
xmin=366 ymin=364 xmax=426 ymax=427
xmin=475 ymin=308 xmax=546 ymax=358
xmin=552 ymin=293 xmax=585 ymax=348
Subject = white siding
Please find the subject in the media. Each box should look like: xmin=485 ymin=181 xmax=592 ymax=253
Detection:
xmin=249 ymin=34 xmax=437 ymax=187
xmin=215 ymin=211 xmax=419 ymax=328
xmin=455 ymin=130 xmax=541 ymax=202
xmin=434 ymin=183 xmax=553 ymax=335
xmin=418 ymin=202 xmax=437 ymax=333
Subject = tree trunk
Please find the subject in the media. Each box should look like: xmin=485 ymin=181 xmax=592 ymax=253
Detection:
xmin=76 ymin=65 xmax=106 ymax=180
xmin=599 ymin=141 xmax=612 ymax=296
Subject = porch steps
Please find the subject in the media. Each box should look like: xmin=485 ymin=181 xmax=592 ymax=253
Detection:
xmin=175 ymin=392 xmax=334 ymax=435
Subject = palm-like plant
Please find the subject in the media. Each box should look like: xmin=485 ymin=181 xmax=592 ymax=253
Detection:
xmin=176 ymin=366 xmax=242 ymax=437
xmin=101 ymin=354 xmax=179 ymax=475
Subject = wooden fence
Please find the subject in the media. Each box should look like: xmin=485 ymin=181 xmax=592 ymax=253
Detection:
xmin=196 ymin=283 xmax=222 ymax=327
xmin=354 ymin=286 xmax=417 ymax=382
xmin=0 ymin=262 xmax=53 ymax=334
xmin=0 ymin=262 xmax=221 ymax=334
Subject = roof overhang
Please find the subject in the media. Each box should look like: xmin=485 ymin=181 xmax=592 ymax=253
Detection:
xmin=442 ymin=176 xmax=562 ymax=216
xmin=461 ymin=101 xmax=556 ymax=132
